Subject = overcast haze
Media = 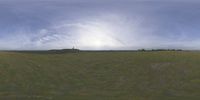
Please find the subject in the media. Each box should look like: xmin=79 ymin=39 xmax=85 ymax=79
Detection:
xmin=0 ymin=0 xmax=200 ymax=50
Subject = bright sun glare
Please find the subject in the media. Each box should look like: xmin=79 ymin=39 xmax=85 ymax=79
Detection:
xmin=76 ymin=21 xmax=123 ymax=49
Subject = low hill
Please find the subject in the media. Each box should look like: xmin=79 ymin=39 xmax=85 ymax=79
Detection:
xmin=8 ymin=49 xmax=80 ymax=54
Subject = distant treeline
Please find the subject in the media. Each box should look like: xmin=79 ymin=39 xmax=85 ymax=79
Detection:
xmin=5 ymin=48 xmax=184 ymax=54
xmin=48 ymin=49 xmax=80 ymax=53
xmin=138 ymin=49 xmax=183 ymax=52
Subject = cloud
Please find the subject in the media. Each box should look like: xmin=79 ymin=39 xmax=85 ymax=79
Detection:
xmin=0 ymin=0 xmax=200 ymax=50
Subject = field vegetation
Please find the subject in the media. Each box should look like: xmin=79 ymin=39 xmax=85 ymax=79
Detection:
xmin=0 ymin=51 xmax=199 ymax=100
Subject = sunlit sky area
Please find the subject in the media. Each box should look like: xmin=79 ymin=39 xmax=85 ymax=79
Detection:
xmin=0 ymin=0 xmax=200 ymax=50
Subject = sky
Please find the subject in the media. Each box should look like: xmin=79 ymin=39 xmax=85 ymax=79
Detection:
xmin=0 ymin=0 xmax=200 ymax=50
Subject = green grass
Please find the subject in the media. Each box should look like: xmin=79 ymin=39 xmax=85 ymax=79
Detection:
xmin=0 ymin=51 xmax=199 ymax=100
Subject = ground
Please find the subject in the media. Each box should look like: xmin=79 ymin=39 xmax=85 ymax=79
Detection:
xmin=0 ymin=51 xmax=199 ymax=100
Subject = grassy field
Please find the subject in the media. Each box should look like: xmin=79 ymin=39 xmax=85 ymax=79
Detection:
xmin=0 ymin=51 xmax=199 ymax=100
